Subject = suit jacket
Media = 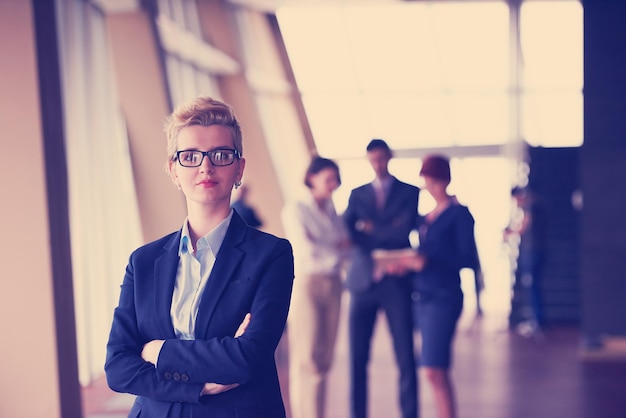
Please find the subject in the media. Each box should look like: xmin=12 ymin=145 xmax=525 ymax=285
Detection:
xmin=105 ymin=212 xmax=294 ymax=418
xmin=343 ymin=177 xmax=419 ymax=292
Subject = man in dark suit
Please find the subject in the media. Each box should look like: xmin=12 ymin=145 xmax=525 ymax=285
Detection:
xmin=343 ymin=139 xmax=420 ymax=418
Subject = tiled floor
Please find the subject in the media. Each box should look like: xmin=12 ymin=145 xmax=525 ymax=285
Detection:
xmin=83 ymin=299 xmax=626 ymax=418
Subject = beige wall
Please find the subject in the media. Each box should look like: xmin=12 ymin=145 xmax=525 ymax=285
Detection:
xmin=0 ymin=1 xmax=62 ymax=417
xmin=106 ymin=12 xmax=187 ymax=242
xmin=197 ymin=0 xmax=287 ymax=237
xmin=0 ymin=3 xmax=302 ymax=417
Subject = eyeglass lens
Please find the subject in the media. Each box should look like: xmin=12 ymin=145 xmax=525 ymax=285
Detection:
xmin=178 ymin=150 xmax=237 ymax=167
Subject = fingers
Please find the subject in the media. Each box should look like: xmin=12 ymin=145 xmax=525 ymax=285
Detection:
xmin=200 ymin=314 xmax=251 ymax=397
xmin=202 ymin=382 xmax=240 ymax=395
xmin=235 ymin=313 xmax=251 ymax=338
xmin=141 ymin=340 xmax=164 ymax=364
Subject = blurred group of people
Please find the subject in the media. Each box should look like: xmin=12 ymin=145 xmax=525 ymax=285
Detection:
xmin=282 ymin=139 xmax=481 ymax=418
xmin=104 ymin=95 xmax=538 ymax=418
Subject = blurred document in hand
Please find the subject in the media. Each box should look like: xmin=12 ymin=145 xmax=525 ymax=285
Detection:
xmin=371 ymin=248 xmax=417 ymax=280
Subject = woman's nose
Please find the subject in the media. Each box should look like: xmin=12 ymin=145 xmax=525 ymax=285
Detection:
xmin=199 ymin=155 xmax=214 ymax=173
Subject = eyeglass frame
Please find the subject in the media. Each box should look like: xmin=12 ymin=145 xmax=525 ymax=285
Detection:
xmin=175 ymin=148 xmax=241 ymax=168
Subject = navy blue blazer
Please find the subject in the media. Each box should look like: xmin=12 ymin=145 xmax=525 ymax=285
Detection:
xmin=105 ymin=212 xmax=294 ymax=418
xmin=343 ymin=177 xmax=420 ymax=292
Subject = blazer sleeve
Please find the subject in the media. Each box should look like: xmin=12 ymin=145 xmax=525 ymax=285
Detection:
xmin=154 ymin=238 xmax=294 ymax=386
xmin=421 ymin=206 xmax=477 ymax=274
xmin=343 ymin=187 xmax=385 ymax=252
xmin=105 ymin=251 xmax=205 ymax=403
xmin=344 ymin=183 xmax=419 ymax=251
xmin=106 ymin=238 xmax=294 ymax=401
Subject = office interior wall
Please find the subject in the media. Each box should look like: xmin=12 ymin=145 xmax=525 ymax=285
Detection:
xmin=0 ymin=1 xmax=63 ymax=417
xmin=55 ymin=0 xmax=150 ymax=386
xmin=581 ymin=0 xmax=626 ymax=341
xmin=106 ymin=11 xmax=187 ymax=242
xmin=196 ymin=0 xmax=301 ymax=237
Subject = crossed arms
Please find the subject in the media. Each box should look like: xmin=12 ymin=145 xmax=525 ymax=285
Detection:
xmin=141 ymin=313 xmax=252 ymax=395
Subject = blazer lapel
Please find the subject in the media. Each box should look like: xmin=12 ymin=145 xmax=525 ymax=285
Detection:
xmin=154 ymin=232 xmax=180 ymax=339
xmin=194 ymin=214 xmax=246 ymax=339
xmin=366 ymin=183 xmax=378 ymax=213
xmin=383 ymin=177 xmax=402 ymax=213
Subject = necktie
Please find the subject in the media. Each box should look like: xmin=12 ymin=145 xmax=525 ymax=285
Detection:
xmin=375 ymin=183 xmax=386 ymax=211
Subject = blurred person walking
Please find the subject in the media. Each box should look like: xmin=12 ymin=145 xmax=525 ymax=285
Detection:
xmin=504 ymin=185 xmax=548 ymax=333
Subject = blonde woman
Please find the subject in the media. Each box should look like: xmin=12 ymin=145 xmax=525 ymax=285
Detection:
xmin=105 ymin=96 xmax=294 ymax=418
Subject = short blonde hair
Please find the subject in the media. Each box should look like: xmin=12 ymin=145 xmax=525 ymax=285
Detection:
xmin=164 ymin=96 xmax=243 ymax=166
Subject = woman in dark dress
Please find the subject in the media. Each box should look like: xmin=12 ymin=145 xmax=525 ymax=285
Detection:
xmin=397 ymin=154 xmax=479 ymax=418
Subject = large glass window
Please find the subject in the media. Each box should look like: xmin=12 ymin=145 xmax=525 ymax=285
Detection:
xmin=277 ymin=0 xmax=583 ymax=154
xmin=277 ymin=2 xmax=512 ymax=155
xmin=521 ymin=1 xmax=583 ymax=147
xmin=156 ymin=0 xmax=232 ymax=107
xmin=276 ymin=0 xmax=583 ymax=315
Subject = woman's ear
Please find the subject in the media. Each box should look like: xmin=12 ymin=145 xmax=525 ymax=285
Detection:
xmin=168 ymin=160 xmax=181 ymax=189
xmin=236 ymin=157 xmax=246 ymax=183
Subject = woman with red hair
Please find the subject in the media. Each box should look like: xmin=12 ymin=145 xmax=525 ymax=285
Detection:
xmin=395 ymin=154 xmax=479 ymax=418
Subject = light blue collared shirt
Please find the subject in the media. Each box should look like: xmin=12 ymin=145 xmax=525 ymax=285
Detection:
xmin=170 ymin=210 xmax=234 ymax=340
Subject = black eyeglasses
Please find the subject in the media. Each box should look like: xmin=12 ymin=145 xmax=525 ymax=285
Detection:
xmin=176 ymin=149 xmax=241 ymax=167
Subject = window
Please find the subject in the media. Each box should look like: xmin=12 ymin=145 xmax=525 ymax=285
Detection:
xmin=521 ymin=1 xmax=583 ymax=147
xmin=277 ymin=0 xmax=583 ymax=153
xmin=276 ymin=0 xmax=582 ymax=314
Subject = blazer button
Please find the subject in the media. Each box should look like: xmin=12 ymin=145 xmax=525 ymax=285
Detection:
xmin=164 ymin=372 xmax=173 ymax=380
xmin=173 ymin=372 xmax=181 ymax=381
xmin=181 ymin=373 xmax=189 ymax=382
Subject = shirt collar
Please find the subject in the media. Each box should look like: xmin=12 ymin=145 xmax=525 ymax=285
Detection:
xmin=374 ymin=175 xmax=393 ymax=190
xmin=305 ymin=193 xmax=334 ymax=212
xmin=178 ymin=209 xmax=234 ymax=256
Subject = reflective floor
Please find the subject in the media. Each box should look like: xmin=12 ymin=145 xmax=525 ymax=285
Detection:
xmin=83 ymin=297 xmax=626 ymax=418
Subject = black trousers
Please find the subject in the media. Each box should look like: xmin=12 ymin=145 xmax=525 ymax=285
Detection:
xmin=348 ymin=275 xmax=418 ymax=418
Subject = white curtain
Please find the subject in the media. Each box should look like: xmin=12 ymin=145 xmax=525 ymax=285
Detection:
xmin=55 ymin=0 xmax=143 ymax=386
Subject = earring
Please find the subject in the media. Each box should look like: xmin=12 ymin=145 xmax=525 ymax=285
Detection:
xmin=234 ymin=180 xmax=242 ymax=189
xmin=176 ymin=183 xmax=182 ymax=190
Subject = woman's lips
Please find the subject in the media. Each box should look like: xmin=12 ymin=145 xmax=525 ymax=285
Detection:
xmin=197 ymin=179 xmax=217 ymax=187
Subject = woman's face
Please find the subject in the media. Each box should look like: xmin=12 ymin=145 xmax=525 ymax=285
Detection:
xmin=309 ymin=167 xmax=340 ymax=200
xmin=169 ymin=124 xmax=245 ymax=209
xmin=422 ymin=175 xmax=447 ymax=197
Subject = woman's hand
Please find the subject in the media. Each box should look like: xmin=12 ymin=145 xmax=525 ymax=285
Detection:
xmin=383 ymin=253 xmax=426 ymax=274
xmin=402 ymin=253 xmax=426 ymax=272
xmin=235 ymin=313 xmax=251 ymax=338
xmin=141 ymin=340 xmax=164 ymax=365
xmin=382 ymin=261 xmax=410 ymax=276
xmin=201 ymin=382 xmax=240 ymax=395
xmin=143 ymin=314 xmax=252 ymax=395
